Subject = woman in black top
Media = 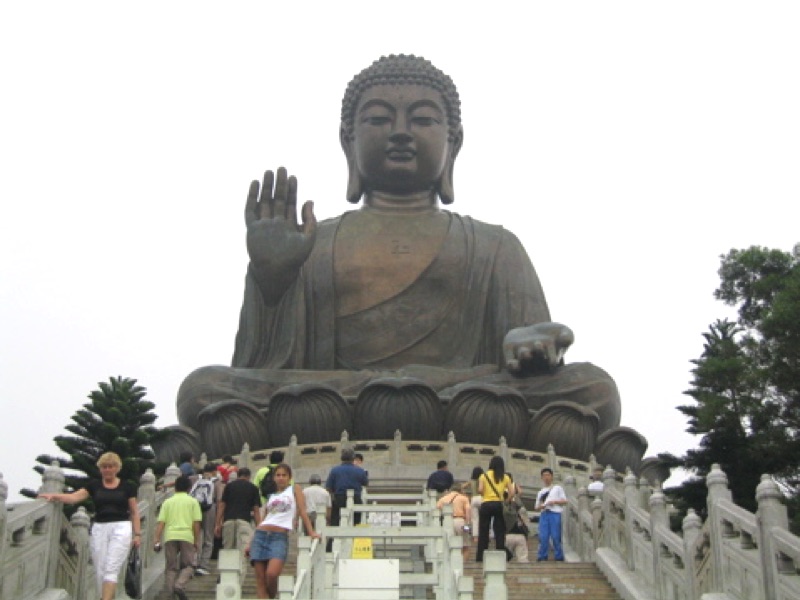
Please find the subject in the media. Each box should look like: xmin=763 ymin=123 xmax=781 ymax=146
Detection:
xmin=39 ymin=451 xmax=141 ymax=600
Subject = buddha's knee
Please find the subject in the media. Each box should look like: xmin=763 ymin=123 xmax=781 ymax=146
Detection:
xmin=176 ymin=365 xmax=235 ymax=431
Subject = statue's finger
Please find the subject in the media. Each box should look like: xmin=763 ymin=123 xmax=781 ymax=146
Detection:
xmin=301 ymin=201 xmax=317 ymax=236
xmin=273 ymin=166 xmax=288 ymax=219
xmin=260 ymin=170 xmax=275 ymax=219
xmin=245 ymin=180 xmax=260 ymax=225
xmin=286 ymin=175 xmax=298 ymax=224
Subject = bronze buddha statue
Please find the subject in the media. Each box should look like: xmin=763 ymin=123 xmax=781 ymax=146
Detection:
xmin=171 ymin=55 xmax=646 ymax=472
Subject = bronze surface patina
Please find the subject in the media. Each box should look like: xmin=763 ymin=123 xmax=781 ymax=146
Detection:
xmin=168 ymin=55 xmax=646 ymax=471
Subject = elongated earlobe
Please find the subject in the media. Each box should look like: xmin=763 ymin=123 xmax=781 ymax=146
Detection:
xmin=437 ymin=126 xmax=463 ymax=205
xmin=341 ymin=125 xmax=363 ymax=203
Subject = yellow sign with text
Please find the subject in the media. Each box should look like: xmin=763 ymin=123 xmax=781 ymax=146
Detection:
xmin=351 ymin=537 xmax=373 ymax=559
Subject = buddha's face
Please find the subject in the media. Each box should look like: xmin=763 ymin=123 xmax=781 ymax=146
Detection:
xmin=353 ymin=84 xmax=451 ymax=196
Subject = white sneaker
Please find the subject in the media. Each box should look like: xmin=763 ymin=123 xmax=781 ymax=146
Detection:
xmin=195 ymin=567 xmax=211 ymax=576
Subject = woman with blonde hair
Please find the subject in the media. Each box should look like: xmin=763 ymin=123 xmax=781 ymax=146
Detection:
xmin=39 ymin=452 xmax=141 ymax=600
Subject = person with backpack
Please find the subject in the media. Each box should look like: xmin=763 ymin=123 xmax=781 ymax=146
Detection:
xmin=254 ymin=450 xmax=285 ymax=504
xmin=214 ymin=467 xmax=261 ymax=552
xmin=190 ymin=463 xmax=223 ymax=575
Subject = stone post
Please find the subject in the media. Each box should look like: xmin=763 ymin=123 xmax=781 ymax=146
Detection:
xmin=499 ymin=436 xmax=508 ymax=464
xmin=600 ymin=467 xmax=616 ymax=550
xmin=577 ymin=485 xmax=590 ymax=559
xmin=239 ymin=442 xmax=251 ymax=470
xmin=138 ymin=469 xmax=157 ymax=568
xmin=393 ymin=430 xmax=402 ymax=466
xmin=43 ymin=462 xmax=65 ymax=588
xmin=163 ymin=462 xmax=181 ymax=491
xmin=547 ymin=444 xmax=557 ymax=472
xmin=682 ymin=509 xmax=702 ymax=597
xmin=622 ymin=469 xmax=638 ymax=570
xmin=591 ymin=497 xmax=603 ymax=554
xmin=563 ymin=474 xmax=577 ymax=555
xmin=638 ymin=476 xmax=652 ymax=510
xmin=287 ymin=435 xmax=298 ymax=467
xmin=756 ymin=473 xmax=789 ymax=600
xmin=482 ymin=551 xmax=508 ymax=600
xmin=648 ymin=484 xmax=668 ymax=598
xmin=70 ymin=507 xmax=92 ymax=600
xmin=447 ymin=431 xmax=457 ymax=468
xmin=199 ymin=452 xmax=208 ymax=469
xmin=705 ymin=463 xmax=731 ymax=592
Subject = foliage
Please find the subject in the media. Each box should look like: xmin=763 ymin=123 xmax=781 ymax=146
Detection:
xmin=666 ymin=245 xmax=800 ymax=531
xmin=21 ymin=376 xmax=165 ymax=503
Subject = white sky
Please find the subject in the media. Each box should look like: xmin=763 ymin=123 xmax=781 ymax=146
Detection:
xmin=2 ymin=2 xmax=798 ymax=502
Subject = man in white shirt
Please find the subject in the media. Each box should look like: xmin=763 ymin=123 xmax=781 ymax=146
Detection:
xmin=587 ymin=468 xmax=605 ymax=495
xmin=302 ymin=474 xmax=331 ymax=534
xmin=534 ymin=468 xmax=567 ymax=561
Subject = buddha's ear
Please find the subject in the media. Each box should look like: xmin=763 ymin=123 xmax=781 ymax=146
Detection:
xmin=340 ymin=124 xmax=363 ymax=204
xmin=438 ymin=125 xmax=463 ymax=205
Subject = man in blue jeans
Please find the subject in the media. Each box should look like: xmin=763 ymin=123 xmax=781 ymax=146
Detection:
xmin=534 ymin=468 xmax=567 ymax=561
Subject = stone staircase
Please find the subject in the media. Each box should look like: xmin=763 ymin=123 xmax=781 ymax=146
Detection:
xmin=153 ymin=536 xmax=621 ymax=599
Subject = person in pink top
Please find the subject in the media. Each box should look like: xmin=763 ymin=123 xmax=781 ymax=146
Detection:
xmin=245 ymin=463 xmax=320 ymax=599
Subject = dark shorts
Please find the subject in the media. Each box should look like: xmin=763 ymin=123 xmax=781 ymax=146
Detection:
xmin=250 ymin=529 xmax=289 ymax=562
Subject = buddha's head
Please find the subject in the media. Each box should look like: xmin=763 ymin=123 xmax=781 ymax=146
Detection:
xmin=341 ymin=55 xmax=463 ymax=205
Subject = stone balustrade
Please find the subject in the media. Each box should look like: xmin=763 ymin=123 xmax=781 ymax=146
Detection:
xmin=564 ymin=463 xmax=800 ymax=600
xmin=4 ymin=440 xmax=800 ymax=600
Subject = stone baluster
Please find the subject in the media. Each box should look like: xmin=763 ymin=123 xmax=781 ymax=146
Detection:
xmin=638 ymin=476 xmax=652 ymax=510
xmin=591 ymin=496 xmax=603 ymax=553
xmin=138 ymin=469 xmax=157 ymax=567
xmin=447 ymin=431 xmax=457 ymax=468
xmin=70 ymin=507 xmax=92 ymax=600
xmin=482 ymin=551 xmax=508 ymax=600
xmin=756 ymin=473 xmax=790 ymax=600
xmin=42 ymin=461 xmax=65 ymax=588
xmin=546 ymin=444 xmax=557 ymax=472
xmin=649 ymin=484 xmax=669 ymax=596
xmin=705 ymin=463 xmax=731 ymax=592
xmin=238 ymin=442 xmax=251 ymax=470
xmin=600 ymin=467 xmax=616 ymax=550
xmin=622 ymin=469 xmax=638 ymax=570
xmin=163 ymin=462 xmax=181 ymax=491
xmin=499 ymin=436 xmax=508 ymax=464
xmin=393 ymin=430 xmax=402 ymax=466
xmin=0 ymin=472 xmax=7 ymax=569
xmin=199 ymin=452 xmax=208 ymax=469
xmin=287 ymin=435 xmax=298 ymax=467
xmin=576 ymin=484 xmax=590 ymax=559
xmin=682 ymin=509 xmax=702 ymax=596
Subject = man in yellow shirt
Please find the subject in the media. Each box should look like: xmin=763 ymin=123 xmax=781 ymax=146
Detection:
xmin=154 ymin=475 xmax=202 ymax=600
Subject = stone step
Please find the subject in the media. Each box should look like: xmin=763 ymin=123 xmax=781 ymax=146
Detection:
xmin=154 ymin=539 xmax=621 ymax=600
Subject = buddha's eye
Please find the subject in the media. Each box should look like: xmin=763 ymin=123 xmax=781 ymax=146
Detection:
xmin=367 ymin=116 xmax=391 ymax=125
xmin=411 ymin=116 xmax=437 ymax=126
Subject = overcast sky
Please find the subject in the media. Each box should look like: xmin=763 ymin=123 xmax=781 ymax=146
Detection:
xmin=2 ymin=2 xmax=798 ymax=502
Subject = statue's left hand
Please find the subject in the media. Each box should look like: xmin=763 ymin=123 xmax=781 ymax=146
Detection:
xmin=503 ymin=322 xmax=574 ymax=376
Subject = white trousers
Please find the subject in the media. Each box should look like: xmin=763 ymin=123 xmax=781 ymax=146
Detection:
xmin=91 ymin=521 xmax=132 ymax=592
xmin=506 ymin=533 xmax=529 ymax=562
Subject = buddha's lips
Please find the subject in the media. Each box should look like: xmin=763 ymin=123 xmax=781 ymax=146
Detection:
xmin=386 ymin=148 xmax=416 ymax=161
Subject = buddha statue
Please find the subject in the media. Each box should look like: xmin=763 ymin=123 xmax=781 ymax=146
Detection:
xmin=171 ymin=55 xmax=647 ymax=472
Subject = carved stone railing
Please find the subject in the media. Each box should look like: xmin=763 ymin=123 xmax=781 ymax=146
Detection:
xmin=0 ymin=462 xmax=180 ymax=600
xmin=564 ymin=463 xmax=800 ymax=600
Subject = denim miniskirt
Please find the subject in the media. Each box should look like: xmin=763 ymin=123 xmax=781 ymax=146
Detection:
xmin=250 ymin=529 xmax=289 ymax=562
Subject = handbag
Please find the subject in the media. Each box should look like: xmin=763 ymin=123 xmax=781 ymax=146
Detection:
xmin=484 ymin=475 xmax=519 ymax=532
xmin=124 ymin=546 xmax=142 ymax=599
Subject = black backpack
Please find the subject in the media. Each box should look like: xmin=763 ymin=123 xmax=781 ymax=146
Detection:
xmin=259 ymin=466 xmax=278 ymax=498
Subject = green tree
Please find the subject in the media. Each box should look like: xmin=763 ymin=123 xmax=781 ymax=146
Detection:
xmin=21 ymin=376 xmax=163 ymax=499
xmin=666 ymin=245 xmax=800 ymax=530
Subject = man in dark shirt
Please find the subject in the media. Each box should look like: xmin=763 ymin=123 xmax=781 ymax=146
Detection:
xmin=214 ymin=467 xmax=261 ymax=551
xmin=426 ymin=460 xmax=454 ymax=494
xmin=326 ymin=448 xmax=369 ymax=551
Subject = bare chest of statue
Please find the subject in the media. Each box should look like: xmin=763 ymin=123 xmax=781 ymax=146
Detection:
xmin=334 ymin=210 xmax=451 ymax=318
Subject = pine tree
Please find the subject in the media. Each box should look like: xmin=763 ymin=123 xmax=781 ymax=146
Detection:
xmin=666 ymin=245 xmax=800 ymax=531
xmin=22 ymin=376 xmax=163 ymax=499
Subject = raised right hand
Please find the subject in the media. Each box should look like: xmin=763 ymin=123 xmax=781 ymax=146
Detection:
xmin=245 ymin=167 xmax=317 ymax=301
